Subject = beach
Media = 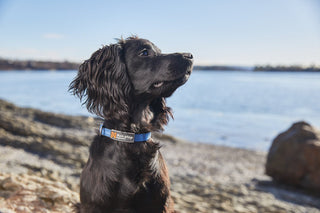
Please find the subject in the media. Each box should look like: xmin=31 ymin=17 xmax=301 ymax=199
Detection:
xmin=0 ymin=99 xmax=319 ymax=212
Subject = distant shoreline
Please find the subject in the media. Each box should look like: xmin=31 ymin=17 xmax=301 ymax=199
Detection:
xmin=1 ymin=58 xmax=319 ymax=72
xmin=0 ymin=58 xmax=79 ymax=70
xmin=254 ymin=65 xmax=320 ymax=72
xmin=193 ymin=65 xmax=252 ymax=71
xmin=194 ymin=65 xmax=320 ymax=72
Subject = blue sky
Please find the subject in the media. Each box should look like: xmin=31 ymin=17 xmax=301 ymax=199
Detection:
xmin=0 ymin=0 xmax=319 ymax=66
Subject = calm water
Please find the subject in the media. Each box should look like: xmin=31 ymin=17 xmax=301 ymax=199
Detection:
xmin=0 ymin=70 xmax=319 ymax=151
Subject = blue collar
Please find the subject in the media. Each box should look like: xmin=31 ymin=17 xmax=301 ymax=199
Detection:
xmin=99 ymin=124 xmax=151 ymax=143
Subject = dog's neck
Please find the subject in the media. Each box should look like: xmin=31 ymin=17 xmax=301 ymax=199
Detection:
xmin=103 ymin=101 xmax=156 ymax=134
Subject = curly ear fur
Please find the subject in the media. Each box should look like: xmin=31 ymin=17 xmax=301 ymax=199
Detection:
xmin=69 ymin=44 xmax=132 ymax=123
xmin=150 ymin=97 xmax=173 ymax=131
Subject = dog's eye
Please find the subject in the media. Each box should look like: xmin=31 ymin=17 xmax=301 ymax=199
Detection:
xmin=139 ymin=49 xmax=149 ymax=56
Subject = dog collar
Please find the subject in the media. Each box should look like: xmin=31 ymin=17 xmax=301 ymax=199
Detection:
xmin=99 ymin=124 xmax=151 ymax=143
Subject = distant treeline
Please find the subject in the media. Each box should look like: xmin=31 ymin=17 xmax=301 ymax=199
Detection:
xmin=1 ymin=58 xmax=319 ymax=72
xmin=195 ymin=65 xmax=320 ymax=72
xmin=254 ymin=65 xmax=320 ymax=72
xmin=0 ymin=58 xmax=80 ymax=70
xmin=193 ymin=65 xmax=250 ymax=71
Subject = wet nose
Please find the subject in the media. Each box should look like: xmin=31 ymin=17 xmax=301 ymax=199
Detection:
xmin=183 ymin=53 xmax=193 ymax=60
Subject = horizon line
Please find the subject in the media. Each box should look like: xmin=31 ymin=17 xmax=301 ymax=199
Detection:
xmin=1 ymin=57 xmax=319 ymax=68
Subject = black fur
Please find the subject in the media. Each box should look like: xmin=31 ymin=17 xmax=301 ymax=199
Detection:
xmin=69 ymin=36 xmax=193 ymax=212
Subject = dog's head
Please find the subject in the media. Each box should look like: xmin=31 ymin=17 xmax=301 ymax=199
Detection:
xmin=69 ymin=36 xmax=193 ymax=130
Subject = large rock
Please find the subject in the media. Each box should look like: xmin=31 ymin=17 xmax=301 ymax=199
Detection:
xmin=266 ymin=121 xmax=320 ymax=191
xmin=0 ymin=173 xmax=79 ymax=213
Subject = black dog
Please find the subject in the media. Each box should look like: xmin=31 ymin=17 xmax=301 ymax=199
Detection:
xmin=70 ymin=36 xmax=193 ymax=213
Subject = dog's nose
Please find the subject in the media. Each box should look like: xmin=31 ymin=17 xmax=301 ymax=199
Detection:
xmin=183 ymin=53 xmax=193 ymax=60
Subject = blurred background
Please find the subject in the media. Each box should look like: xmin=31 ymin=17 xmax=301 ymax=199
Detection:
xmin=0 ymin=0 xmax=320 ymax=151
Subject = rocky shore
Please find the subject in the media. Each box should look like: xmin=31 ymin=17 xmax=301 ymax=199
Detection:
xmin=0 ymin=99 xmax=319 ymax=213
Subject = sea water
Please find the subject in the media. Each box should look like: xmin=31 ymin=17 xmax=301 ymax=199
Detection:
xmin=1 ymin=70 xmax=319 ymax=151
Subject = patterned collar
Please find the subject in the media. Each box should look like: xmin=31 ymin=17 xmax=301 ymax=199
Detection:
xmin=99 ymin=124 xmax=151 ymax=143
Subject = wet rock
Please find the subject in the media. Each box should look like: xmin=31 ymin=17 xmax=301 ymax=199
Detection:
xmin=266 ymin=121 xmax=320 ymax=192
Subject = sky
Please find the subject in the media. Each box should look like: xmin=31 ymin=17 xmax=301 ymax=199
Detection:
xmin=0 ymin=0 xmax=319 ymax=66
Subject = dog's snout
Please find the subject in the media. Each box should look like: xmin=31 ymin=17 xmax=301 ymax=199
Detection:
xmin=183 ymin=53 xmax=193 ymax=60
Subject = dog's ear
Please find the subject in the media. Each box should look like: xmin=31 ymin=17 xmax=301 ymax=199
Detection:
xmin=150 ymin=97 xmax=173 ymax=131
xmin=69 ymin=44 xmax=132 ymax=120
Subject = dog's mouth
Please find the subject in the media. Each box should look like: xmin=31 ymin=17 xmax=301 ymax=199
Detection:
xmin=153 ymin=82 xmax=164 ymax=88
xmin=151 ymin=70 xmax=191 ymax=89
